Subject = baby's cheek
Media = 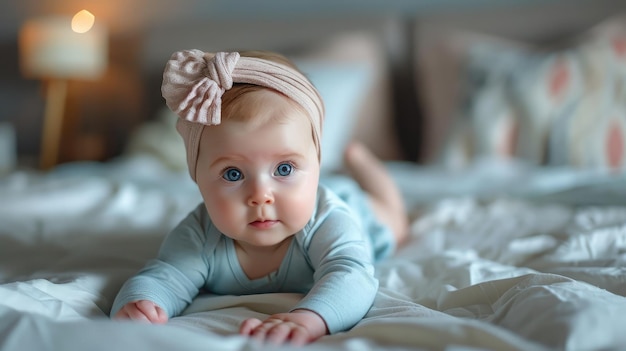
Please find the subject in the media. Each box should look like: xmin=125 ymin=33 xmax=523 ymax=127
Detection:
xmin=283 ymin=184 xmax=317 ymax=229
xmin=207 ymin=204 xmax=243 ymax=237
xmin=203 ymin=192 xmax=240 ymax=229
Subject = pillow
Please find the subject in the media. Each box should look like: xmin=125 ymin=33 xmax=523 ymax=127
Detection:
xmin=125 ymin=107 xmax=187 ymax=172
xmin=461 ymin=39 xmax=586 ymax=165
xmin=508 ymin=15 xmax=626 ymax=170
xmin=414 ymin=24 xmax=532 ymax=165
xmin=418 ymin=14 xmax=626 ymax=172
xmin=295 ymin=61 xmax=371 ymax=173
xmin=547 ymin=23 xmax=626 ymax=170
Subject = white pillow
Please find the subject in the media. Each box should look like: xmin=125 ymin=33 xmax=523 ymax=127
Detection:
xmin=296 ymin=61 xmax=371 ymax=173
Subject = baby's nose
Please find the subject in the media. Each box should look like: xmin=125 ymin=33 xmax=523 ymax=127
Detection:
xmin=247 ymin=179 xmax=274 ymax=206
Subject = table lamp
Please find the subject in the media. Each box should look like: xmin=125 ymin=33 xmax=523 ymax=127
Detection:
xmin=18 ymin=10 xmax=108 ymax=169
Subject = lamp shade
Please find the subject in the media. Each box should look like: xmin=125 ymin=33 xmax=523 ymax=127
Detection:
xmin=18 ymin=15 xmax=107 ymax=79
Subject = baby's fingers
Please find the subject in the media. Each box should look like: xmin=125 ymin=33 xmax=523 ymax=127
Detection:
xmin=288 ymin=327 xmax=310 ymax=346
xmin=265 ymin=323 xmax=292 ymax=345
xmin=123 ymin=305 xmax=151 ymax=323
xmin=134 ymin=301 xmax=168 ymax=324
xmin=239 ymin=318 xmax=263 ymax=336
xmin=113 ymin=308 xmax=131 ymax=320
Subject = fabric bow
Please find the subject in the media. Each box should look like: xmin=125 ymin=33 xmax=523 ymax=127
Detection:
xmin=162 ymin=50 xmax=239 ymax=125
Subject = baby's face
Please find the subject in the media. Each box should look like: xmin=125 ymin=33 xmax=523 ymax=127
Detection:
xmin=195 ymin=90 xmax=320 ymax=249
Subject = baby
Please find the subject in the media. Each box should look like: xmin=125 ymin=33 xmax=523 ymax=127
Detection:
xmin=110 ymin=49 xmax=408 ymax=345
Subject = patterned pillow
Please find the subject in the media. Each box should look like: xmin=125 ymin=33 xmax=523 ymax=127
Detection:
xmin=445 ymin=15 xmax=626 ymax=171
xmin=548 ymin=33 xmax=626 ymax=170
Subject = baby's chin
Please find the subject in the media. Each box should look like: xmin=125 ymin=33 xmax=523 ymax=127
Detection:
xmin=220 ymin=225 xmax=302 ymax=245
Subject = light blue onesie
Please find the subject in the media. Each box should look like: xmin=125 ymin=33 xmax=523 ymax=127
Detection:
xmin=110 ymin=176 xmax=394 ymax=333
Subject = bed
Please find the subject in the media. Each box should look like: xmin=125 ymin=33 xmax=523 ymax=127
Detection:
xmin=3 ymin=2 xmax=626 ymax=351
xmin=3 ymin=153 xmax=626 ymax=351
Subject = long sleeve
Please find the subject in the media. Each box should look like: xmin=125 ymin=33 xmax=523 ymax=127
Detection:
xmin=110 ymin=204 xmax=213 ymax=317
xmin=292 ymin=190 xmax=379 ymax=334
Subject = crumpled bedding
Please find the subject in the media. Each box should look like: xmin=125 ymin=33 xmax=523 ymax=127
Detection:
xmin=1 ymin=155 xmax=625 ymax=351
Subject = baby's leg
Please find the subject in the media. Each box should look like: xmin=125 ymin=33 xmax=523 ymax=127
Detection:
xmin=343 ymin=142 xmax=408 ymax=246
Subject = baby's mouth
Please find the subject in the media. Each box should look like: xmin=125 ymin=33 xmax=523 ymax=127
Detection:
xmin=249 ymin=219 xmax=278 ymax=229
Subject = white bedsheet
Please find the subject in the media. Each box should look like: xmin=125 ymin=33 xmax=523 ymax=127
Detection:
xmin=1 ymin=156 xmax=626 ymax=351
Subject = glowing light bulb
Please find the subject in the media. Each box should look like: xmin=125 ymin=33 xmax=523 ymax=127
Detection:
xmin=71 ymin=10 xmax=95 ymax=33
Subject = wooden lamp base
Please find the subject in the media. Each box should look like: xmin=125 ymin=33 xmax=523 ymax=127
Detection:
xmin=39 ymin=79 xmax=67 ymax=170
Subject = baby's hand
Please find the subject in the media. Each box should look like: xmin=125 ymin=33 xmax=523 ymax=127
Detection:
xmin=239 ymin=309 xmax=328 ymax=346
xmin=113 ymin=300 xmax=168 ymax=324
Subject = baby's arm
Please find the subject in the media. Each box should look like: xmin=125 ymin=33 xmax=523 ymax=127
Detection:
xmin=113 ymin=300 xmax=168 ymax=324
xmin=239 ymin=309 xmax=327 ymax=346
xmin=110 ymin=205 xmax=212 ymax=319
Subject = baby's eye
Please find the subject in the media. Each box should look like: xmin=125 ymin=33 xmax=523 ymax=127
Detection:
xmin=222 ymin=168 xmax=243 ymax=182
xmin=274 ymin=163 xmax=293 ymax=177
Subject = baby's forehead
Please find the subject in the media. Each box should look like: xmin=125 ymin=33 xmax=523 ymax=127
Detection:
xmin=198 ymin=111 xmax=318 ymax=164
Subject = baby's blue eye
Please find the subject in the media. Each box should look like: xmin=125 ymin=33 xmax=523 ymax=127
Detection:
xmin=274 ymin=163 xmax=293 ymax=177
xmin=222 ymin=168 xmax=243 ymax=182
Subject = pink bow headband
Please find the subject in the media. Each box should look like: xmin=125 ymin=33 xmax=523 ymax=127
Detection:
xmin=161 ymin=49 xmax=325 ymax=181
